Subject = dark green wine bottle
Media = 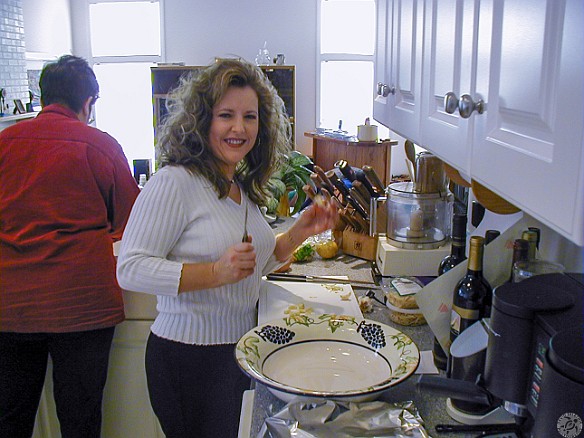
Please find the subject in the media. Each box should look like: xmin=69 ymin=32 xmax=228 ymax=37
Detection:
xmin=450 ymin=236 xmax=492 ymax=345
xmin=433 ymin=212 xmax=467 ymax=371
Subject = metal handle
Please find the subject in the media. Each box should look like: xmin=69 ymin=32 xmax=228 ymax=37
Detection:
xmin=377 ymin=82 xmax=395 ymax=97
xmin=444 ymin=91 xmax=459 ymax=114
xmin=458 ymin=94 xmax=485 ymax=118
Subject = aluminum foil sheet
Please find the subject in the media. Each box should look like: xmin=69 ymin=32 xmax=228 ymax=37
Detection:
xmin=257 ymin=399 xmax=431 ymax=438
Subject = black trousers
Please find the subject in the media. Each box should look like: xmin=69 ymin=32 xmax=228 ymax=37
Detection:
xmin=145 ymin=332 xmax=251 ymax=438
xmin=0 ymin=327 xmax=115 ymax=438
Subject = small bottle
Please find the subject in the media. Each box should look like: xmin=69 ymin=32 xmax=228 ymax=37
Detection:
xmin=484 ymin=229 xmax=500 ymax=245
xmin=433 ymin=212 xmax=467 ymax=371
xmin=522 ymin=229 xmax=539 ymax=261
xmin=450 ymin=236 xmax=492 ymax=345
xmin=510 ymin=238 xmax=529 ymax=282
xmin=528 ymin=226 xmax=541 ymax=250
xmin=138 ymin=174 xmax=147 ymax=189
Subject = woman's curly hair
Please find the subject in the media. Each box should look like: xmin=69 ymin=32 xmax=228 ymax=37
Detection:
xmin=156 ymin=58 xmax=292 ymax=205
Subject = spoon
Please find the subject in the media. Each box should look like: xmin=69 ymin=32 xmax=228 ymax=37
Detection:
xmin=405 ymin=140 xmax=416 ymax=170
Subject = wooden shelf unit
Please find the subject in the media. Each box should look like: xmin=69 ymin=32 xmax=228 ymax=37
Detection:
xmin=305 ymin=132 xmax=397 ymax=186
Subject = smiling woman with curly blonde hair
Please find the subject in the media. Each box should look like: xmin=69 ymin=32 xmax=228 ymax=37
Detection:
xmin=157 ymin=58 xmax=292 ymax=205
xmin=117 ymin=58 xmax=338 ymax=436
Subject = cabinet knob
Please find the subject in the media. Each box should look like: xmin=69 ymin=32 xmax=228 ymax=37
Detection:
xmin=377 ymin=82 xmax=395 ymax=97
xmin=444 ymin=92 xmax=459 ymax=114
xmin=458 ymin=94 xmax=485 ymax=119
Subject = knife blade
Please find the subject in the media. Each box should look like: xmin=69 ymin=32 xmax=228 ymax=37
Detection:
xmin=266 ymin=273 xmax=377 ymax=286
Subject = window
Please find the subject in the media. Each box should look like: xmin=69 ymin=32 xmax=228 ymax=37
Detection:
xmin=318 ymin=0 xmax=388 ymax=138
xmin=87 ymin=0 xmax=163 ymax=172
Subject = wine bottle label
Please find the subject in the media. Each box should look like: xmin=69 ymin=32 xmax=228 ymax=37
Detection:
xmin=451 ymin=304 xmax=480 ymax=320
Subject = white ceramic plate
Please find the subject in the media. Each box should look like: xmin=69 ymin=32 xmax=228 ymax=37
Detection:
xmin=235 ymin=316 xmax=419 ymax=402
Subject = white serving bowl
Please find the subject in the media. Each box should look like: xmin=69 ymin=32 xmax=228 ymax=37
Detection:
xmin=235 ymin=315 xmax=420 ymax=402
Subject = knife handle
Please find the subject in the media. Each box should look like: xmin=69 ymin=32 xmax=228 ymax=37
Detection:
xmin=335 ymin=159 xmax=357 ymax=182
xmin=352 ymin=180 xmax=372 ymax=204
xmin=313 ymin=165 xmax=335 ymax=192
xmin=327 ymin=170 xmax=351 ymax=199
xmin=354 ymin=169 xmax=377 ymax=197
xmin=362 ymin=165 xmax=386 ymax=195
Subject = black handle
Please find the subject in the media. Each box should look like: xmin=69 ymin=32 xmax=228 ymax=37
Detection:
xmin=415 ymin=375 xmax=493 ymax=406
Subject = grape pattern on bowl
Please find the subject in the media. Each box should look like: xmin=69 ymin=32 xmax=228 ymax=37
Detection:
xmin=255 ymin=325 xmax=295 ymax=345
xmin=356 ymin=321 xmax=386 ymax=349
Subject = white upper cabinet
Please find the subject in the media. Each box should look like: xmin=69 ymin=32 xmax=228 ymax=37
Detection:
xmin=374 ymin=0 xmax=424 ymax=143
xmin=471 ymin=0 xmax=583 ymax=245
xmin=374 ymin=0 xmax=584 ymax=246
xmin=419 ymin=0 xmax=478 ymax=176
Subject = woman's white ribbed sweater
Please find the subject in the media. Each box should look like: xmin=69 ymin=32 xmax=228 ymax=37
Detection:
xmin=116 ymin=165 xmax=279 ymax=345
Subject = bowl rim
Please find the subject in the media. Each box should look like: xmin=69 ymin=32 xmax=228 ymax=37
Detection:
xmin=234 ymin=316 xmax=420 ymax=399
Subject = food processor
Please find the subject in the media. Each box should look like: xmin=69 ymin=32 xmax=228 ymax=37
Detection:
xmin=375 ymin=152 xmax=453 ymax=276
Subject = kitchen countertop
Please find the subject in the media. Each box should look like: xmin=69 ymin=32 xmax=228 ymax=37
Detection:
xmin=247 ymin=217 xmax=475 ymax=438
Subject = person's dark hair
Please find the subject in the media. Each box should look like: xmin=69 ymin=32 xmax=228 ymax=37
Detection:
xmin=40 ymin=55 xmax=99 ymax=113
xmin=157 ymin=58 xmax=292 ymax=204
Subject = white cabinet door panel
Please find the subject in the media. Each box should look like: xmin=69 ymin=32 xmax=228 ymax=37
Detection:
xmin=388 ymin=0 xmax=424 ymax=142
xmin=472 ymin=0 xmax=584 ymax=244
xmin=420 ymin=0 xmax=478 ymax=175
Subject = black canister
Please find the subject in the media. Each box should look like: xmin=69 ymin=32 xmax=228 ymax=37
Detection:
xmin=532 ymin=327 xmax=584 ymax=438
xmin=484 ymin=274 xmax=574 ymax=415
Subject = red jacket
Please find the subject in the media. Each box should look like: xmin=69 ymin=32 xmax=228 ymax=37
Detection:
xmin=0 ymin=104 xmax=140 ymax=332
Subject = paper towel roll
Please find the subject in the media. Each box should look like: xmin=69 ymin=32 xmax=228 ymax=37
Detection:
xmin=357 ymin=124 xmax=378 ymax=142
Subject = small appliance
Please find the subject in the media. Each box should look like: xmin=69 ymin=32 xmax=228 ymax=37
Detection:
xmin=418 ymin=273 xmax=584 ymax=436
xmin=374 ymin=152 xmax=452 ymax=276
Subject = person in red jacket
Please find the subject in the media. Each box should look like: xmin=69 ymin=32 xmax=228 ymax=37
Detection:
xmin=0 ymin=55 xmax=140 ymax=438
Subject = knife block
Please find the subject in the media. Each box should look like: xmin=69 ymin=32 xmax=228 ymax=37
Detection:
xmin=342 ymin=229 xmax=377 ymax=261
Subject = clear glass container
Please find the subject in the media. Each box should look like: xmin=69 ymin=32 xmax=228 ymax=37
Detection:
xmin=386 ymin=182 xmax=452 ymax=249
xmin=513 ymin=259 xmax=565 ymax=283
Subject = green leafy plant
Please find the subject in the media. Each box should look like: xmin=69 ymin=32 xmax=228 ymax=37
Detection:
xmin=265 ymin=151 xmax=313 ymax=215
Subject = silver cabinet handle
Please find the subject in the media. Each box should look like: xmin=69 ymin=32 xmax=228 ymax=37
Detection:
xmin=444 ymin=91 xmax=459 ymax=114
xmin=458 ymin=94 xmax=485 ymax=118
xmin=377 ymin=82 xmax=395 ymax=97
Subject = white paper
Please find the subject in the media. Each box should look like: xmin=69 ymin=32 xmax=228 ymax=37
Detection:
xmin=415 ymin=211 xmax=528 ymax=355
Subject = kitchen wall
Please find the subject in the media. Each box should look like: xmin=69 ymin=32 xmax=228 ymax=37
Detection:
xmin=0 ymin=0 xmax=28 ymax=113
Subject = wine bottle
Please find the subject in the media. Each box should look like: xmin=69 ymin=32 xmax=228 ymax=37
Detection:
xmin=450 ymin=236 xmax=492 ymax=345
xmin=522 ymin=229 xmax=539 ymax=261
xmin=433 ymin=212 xmax=467 ymax=371
xmin=439 ymin=213 xmax=468 ymax=275
xmin=484 ymin=229 xmax=500 ymax=245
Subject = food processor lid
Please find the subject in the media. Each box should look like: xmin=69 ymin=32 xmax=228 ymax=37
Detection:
xmin=548 ymin=326 xmax=584 ymax=384
xmin=388 ymin=181 xmax=446 ymax=198
xmin=493 ymin=274 xmax=574 ymax=319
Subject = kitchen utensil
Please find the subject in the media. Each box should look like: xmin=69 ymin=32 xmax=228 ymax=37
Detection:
xmin=242 ymin=204 xmax=249 ymax=242
xmin=265 ymin=273 xmax=377 ymax=287
xmin=405 ymin=139 xmax=417 ymax=179
xmin=235 ymin=317 xmax=420 ymax=402
xmin=415 ymin=151 xmax=448 ymax=194
xmin=362 ymin=165 xmax=386 ymax=196
xmin=444 ymin=162 xmax=471 ymax=188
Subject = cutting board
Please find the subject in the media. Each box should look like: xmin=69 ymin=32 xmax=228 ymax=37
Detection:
xmin=258 ymin=279 xmax=363 ymax=325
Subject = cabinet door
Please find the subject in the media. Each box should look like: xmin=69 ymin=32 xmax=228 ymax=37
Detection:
xmin=387 ymin=0 xmax=424 ymax=142
xmin=473 ymin=0 xmax=584 ymax=244
xmin=374 ymin=0 xmax=423 ymax=140
xmin=419 ymin=0 xmax=478 ymax=175
xmin=373 ymin=0 xmax=392 ymax=126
